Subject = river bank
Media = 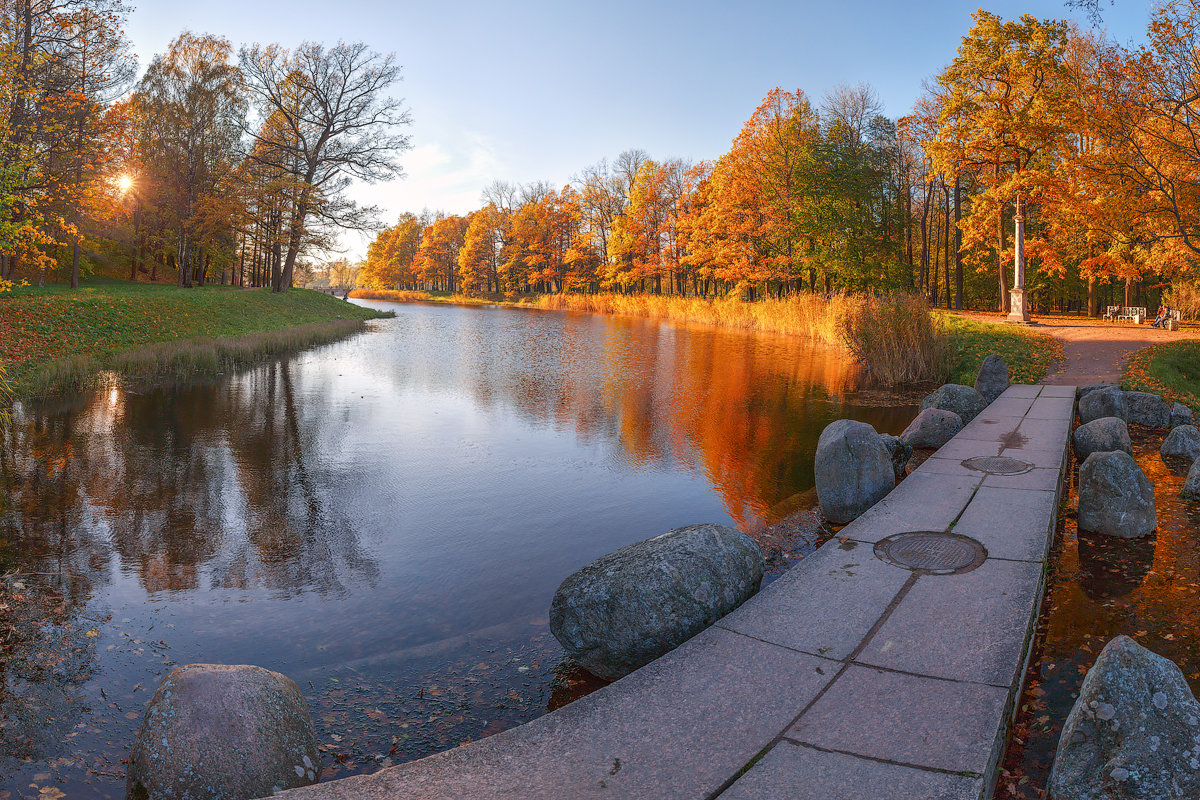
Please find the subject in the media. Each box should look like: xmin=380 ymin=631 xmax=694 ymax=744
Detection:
xmin=0 ymin=279 xmax=391 ymax=398
xmin=350 ymin=289 xmax=1060 ymax=387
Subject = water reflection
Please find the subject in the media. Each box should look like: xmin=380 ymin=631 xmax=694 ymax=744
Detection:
xmin=0 ymin=302 xmax=917 ymax=796
xmin=1076 ymin=530 xmax=1157 ymax=601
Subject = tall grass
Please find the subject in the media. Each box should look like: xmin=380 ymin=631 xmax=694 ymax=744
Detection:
xmin=26 ymin=319 xmax=369 ymax=396
xmin=351 ymin=289 xmax=435 ymax=303
xmin=840 ymin=294 xmax=952 ymax=386
xmin=1162 ymin=283 xmax=1200 ymax=320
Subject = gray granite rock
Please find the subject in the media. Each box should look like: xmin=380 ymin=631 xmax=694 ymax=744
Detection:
xmin=1161 ymin=425 xmax=1200 ymax=460
xmin=974 ymin=354 xmax=1010 ymax=404
xmin=1077 ymin=383 xmax=1119 ymax=400
xmin=1171 ymin=403 xmax=1194 ymax=429
xmin=127 ymin=664 xmax=320 ymax=800
xmin=900 ymin=408 xmax=963 ymax=450
xmin=815 ymin=419 xmax=896 ymax=524
xmin=1182 ymin=460 xmax=1200 ymax=501
xmin=549 ymin=523 xmax=764 ymax=680
xmin=1124 ymin=392 xmax=1172 ymax=429
xmin=920 ymin=384 xmax=988 ymax=424
xmin=1048 ymin=635 xmax=1200 ymax=800
xmin=1072 ymin=417 xmax=1133 ymax=460
xmin=880 ymin=434 xmax=913 ymax=481
xmin=1077 ymin=451 xmax=1156 ymax=538
xmin=1078 ymin=386 xmax=1127 ymax=425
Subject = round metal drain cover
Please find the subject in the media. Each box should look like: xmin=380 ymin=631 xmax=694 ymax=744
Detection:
xmin=874 ymin=532 xmax=987 ymax=575
xmin=961 ymin=455 xmax=1034 ymax=475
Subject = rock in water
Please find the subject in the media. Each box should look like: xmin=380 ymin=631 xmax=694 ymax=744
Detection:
xmin=1162 ymin=425 xmax=1200 ymax=460
xmin=1077 ymin=451 xmax=1156 ymax=538
xmin=1047 ymin=635 xmax=1200 ymax=800
xmin=815 ymin=419 xmax=896 ymax=524
xmin=1073 ymin=417 xmax=1133 ymax=459
xmin=900 ymin=408 xmax=964 ymax=449
xmin=1171 ymin=402 xmax=1194 ymax=429
xmin=974 ymin=353 xmax=1010 ymax=403
xmin=920 ymin=384 xmax=988 ymax=424
xmin=1124 ymin=391 xmax=1172 ymax=428
xmin=549 ymin=524 xmax=764 ymax=680
xmin=1078 ymin=386 xmax=1127 ymax=425
xmin=879 ymin=434 xmax=912 ymax=481
xmin=1182 ymin=460 xmax=1200 ymax=501
xmin=127 ymin=664 xmax=320 ymax=800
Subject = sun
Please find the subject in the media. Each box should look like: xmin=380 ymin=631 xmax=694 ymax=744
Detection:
xmin=116 ymin=174 xmax=133 ymax=191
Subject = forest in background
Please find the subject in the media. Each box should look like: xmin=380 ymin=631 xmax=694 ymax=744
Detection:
xmin=360 ymin=2 xmax=1200 ymax=317
xmin=0 ymin=0 xmax=409 ymax=293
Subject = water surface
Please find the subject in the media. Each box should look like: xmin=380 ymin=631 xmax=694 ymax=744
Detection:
xmin=0 ymin=301 xmax=918 ymax=796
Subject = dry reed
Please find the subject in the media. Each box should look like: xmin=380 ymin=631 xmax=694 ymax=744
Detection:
xmin=350 ymin=289 xmax=433 ymax=303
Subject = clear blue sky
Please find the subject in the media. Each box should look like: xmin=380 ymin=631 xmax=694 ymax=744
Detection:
xmin=125 ymin=0 xmax=1151 ymax=261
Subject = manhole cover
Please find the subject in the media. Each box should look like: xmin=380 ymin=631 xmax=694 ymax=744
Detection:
xmin=961 ymin=455 xmax=1034 ymax=475
xmin=874 ymin=532 xmax=987 ymax=574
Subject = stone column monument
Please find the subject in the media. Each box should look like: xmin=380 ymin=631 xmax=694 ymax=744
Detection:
xmin=1007 ymin=195 xmax=1033 ymax=324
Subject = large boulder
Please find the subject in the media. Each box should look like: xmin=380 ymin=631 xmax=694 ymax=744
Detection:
xmin=1048 ymin=635 xmax=1200 ymax=800
xmin=1171 ymin=402 xmax=1194 ymax=429
xmin=815 ymin=419 xmax=896 ymax=524
xmin=901 ymin=408 xmax=964 ymax=450
xmin=974 ymin=353 xmax=1010 ymax=404
xmin=1078 ymin=383 xmax=1119 ymax=400
xmin=1124 ymin=391 xmax=1172 ymax=428
xmin=879 ymin=434 xmax=912 ymax=481
xmin=1182 ymin=460 xmax=1200 ymax=501
xmin=127 ymin=664 xmax=320 ymax=800
xmin=920 ymin=384 xmax=988 ymax=424
xmin=1073 ymin=417 xmax=1133 ymax=460
xmin=1079 ymin=386 xmax=1127 ymax=425
xmin=1078 ymin=451 xmax=1157 ymax=538
xmin=1161 ymin=425 xmax=1200 ymax=460
xmin=549 ymin=523 xmax=764 ymax=680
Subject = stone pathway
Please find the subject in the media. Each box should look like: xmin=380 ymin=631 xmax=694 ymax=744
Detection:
xmin=277 ymin=385 xmax=1074 ymax=800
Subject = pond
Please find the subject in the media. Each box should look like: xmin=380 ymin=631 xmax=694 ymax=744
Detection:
xmin=0 ymin=300 xmax=919 ymax=797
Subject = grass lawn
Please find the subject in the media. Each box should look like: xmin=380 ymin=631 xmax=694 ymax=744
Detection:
xmin=938 ymin=313 xmax=1062 ymax=385
xmin=1124 ymin=340 xmax=1200 ymax=413
xmin=0 ymin=278 xmax=389 ymax=398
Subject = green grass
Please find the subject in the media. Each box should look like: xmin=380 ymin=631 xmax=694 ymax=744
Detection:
xmin=938 ymin=313 xmax=1062 ymax=385
xmin=0 ymin=278 xmax=391 ymax=398
xmin=1124 ymin=340 xmax=1200 ymax=413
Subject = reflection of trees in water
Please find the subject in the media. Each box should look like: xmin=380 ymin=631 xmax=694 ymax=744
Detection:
xmin=389 ymin=308 xmax=912 ymax=530
xmin=0 ymin=361 xmax=379 ymax=601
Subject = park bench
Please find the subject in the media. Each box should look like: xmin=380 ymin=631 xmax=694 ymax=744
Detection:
xmin=1103 ymin=305 xmax=1121 ymax=321
xmin=1116 ymin=306 xmax=1147 ymax=323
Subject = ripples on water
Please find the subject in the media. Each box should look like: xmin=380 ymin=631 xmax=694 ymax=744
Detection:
xmin=0 ymin=301 xmax=919 ymax=796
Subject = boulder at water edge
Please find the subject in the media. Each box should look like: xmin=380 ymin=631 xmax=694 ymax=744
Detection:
xmin=127 ymin=664 xmax=320 ymax=800
xmin=815 ymin=419 xmax=896 ymax=524
xmin=1171 ymin=402 xmax=1194 ymax=429
xmin=1047 ymin=635 xmax=1200 ymax=800
xmin=1073 ymin=417 xmax=1133 ymax=460
xmin=549 ymin=523 xmax=764 ymax=680
xmin=1125 ymin=391 xmax=1172 ymax=429
xmin=1182 ymin=460 xmax=1200 ymax=501
xmin=1079 ymin=386 xmax=1127 ymax=425
xmin=879 ymin=434 xmax=912 ymax=481
xmin=974 ymin=353 xmax=1010 ymax=404
xmin=1077 ymin=451 xmax=1156 ymax=538
xmin=1161 ymin=425 xmax=1200 ymax=460
xmin=900 ymin=408 xmax=963 ymax=450
xmin=920 ymin=384 xmax=988 ymax=424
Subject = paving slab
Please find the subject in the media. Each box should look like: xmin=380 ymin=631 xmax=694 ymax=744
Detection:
xmin=984 ymin=397 xmax=1037 ymax=416
xmin=981 ymin=467 xmax=1062 ymax=492
xmin=278 ymin=627 xmax=834 ymax=800
xmin=952 ymin=486 xmax=1059 ymax=562
xmin=789 ymin=665 xmax=1010 ymax=776
xmin=1037 ymin=384 xmax=1077 ymax=398
xmin=991 ymin=445 xmax=1067 ymax=470
xmin=720 ymin=742 xmax=983 ymax=800
xmin=856 ymin=559 xmax=1045 ymax=687
xmin=911 ymin=456 xmax=981 ymax=479
xmin=926 ymin=436 xmax=1004 ymax=461
xmin=1012 ymin=415 xmax=1072 ymax=446
xmin=843 ymin=473 xmax=981 ymax=543
xmin=1027 ymin=396 xmax=1076 ymax=419
xmin=716 ymin=539 xmax=910 ymax=661
xmin=999 ymin=384 xmax=1042 ymax=399
xmin=955 ymin=415 xmax=1028 ymax=442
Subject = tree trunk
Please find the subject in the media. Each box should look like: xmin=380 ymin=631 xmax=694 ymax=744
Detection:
xmin=954 ymin=176 xmax=963 ymax=311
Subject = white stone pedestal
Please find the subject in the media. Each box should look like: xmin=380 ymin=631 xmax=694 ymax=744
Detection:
xmin=1007 ymin=288 xmax=1033 ymax=324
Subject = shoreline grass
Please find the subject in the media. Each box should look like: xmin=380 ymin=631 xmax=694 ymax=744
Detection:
xmin=1 ymin=278 xmax=392 ymax=399
xmin=938 ymin=314 xmax=1061 ymax=385
xmin=1124 ymin=340 xmax=1200 ymax=413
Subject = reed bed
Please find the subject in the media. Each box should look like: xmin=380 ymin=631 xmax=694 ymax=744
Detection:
xmin=840 ymin=294 xmax=952 ymax=386
xmin=351 ymin=289 xmax=435 ymax=303
xmin=25 ymin=319 xmax=368 ymax=396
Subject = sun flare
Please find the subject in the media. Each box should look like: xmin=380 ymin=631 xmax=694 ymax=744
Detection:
xmin=116 ymin=174 xmax=133 ymax=191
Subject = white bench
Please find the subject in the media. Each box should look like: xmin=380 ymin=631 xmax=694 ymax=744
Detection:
xmin=1103 ymin=306 xmax=1121 ymax=321
xmin=1117 ymin=306 xmax=1147 ymax=323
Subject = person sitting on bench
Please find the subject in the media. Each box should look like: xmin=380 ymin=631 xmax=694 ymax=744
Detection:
xmin=1151 ymin=306 xmax=1168 ymax=328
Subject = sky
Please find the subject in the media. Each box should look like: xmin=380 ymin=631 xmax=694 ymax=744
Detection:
xmin=124 ymin=0 xmax=1153 ymax=262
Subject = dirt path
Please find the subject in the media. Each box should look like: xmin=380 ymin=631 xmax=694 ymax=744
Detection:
xmin=962 ymin=313 xmax=1200 ymax=386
